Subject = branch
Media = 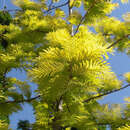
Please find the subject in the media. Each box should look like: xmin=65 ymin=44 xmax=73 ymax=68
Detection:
xmin=73 ymin=0 xmax=97 ymax=35
xmin=83 ymin=83 xmax=130 ymax=103
xmin=103 ymin=33 xmax=113 ymax=36
xmin=73 ymin=14 xmax=86 ymax=35
xmin=43 ymin=1 xmax=69 ymax=13
xmin=48 ymin=0 xmax=54 ymax=10
xmin=0 ymin=95 xmax=40 ymax=104
xmin=7 ymin=9 xmax=21 ymax=12
xmin=4 ymin=1 xmax=69 ymax=14
xmin=68 ymin=0 xmax=75 ymax=15
xmin=0 ymin=9 xmax=21 ymax=12
xmin=68 ymin=0 xmax=71 ymax=16
xmin=107 ymin=34 xmax=130 ymax=49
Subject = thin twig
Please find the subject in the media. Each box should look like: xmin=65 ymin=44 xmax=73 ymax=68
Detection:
xmin=68 ymin=0 xmax=75 ymax=15
xmin=43 ymin=1 xmax=69 ymax=13
xmin=73 ymin=13 xmax=86 ymax=35
xmin=68 ymin=0 xmax=74 ymax=35
xmin=83 ymin=83 xmax=130 ymax=103
xmin=0 ymin=95 xmax=40 ymax=104
xmin=48 ymin=0 xmax=53 ymax=10
xmin=73 ymin=0 xmax=97 ymax=35
xmin=68 ymin=0 xmax=71 ymax=16
xmin=107 ymin=34 xmax=130 ymax=49
xmin=103 ymin=33 xmax=113 ymax=36
xmin=0 ymin=9 xmax=22 ymax=12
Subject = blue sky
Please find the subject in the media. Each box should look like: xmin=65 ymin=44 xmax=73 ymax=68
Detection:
xmin=0 ymin=0 xmax=130 ymax=129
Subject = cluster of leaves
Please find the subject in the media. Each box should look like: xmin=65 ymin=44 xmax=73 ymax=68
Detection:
xmin=0 ymin=120 xmax=9 ymax=130
xmin=0 ymin=0 xmax=129 ymax=129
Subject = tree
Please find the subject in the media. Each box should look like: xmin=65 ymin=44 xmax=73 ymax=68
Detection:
xmin=0 ymin=0 xmax=130 ymax=129
xmin=17 ymin=120 xmax=31 ymax=130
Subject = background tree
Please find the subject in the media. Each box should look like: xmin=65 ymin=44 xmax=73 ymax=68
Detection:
xmin=17 ymin=120 xmax=31 ymax=130
xmin=0 ymin=0 xmax=130 ymax=129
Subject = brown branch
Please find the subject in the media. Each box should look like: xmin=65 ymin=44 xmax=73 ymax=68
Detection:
xmin=103 ymin=33 xmax=113 ymax=36
xmin=68 ymin=0 xmax=75 ymax=15
xmin=4 ymin=1 xmax=69 ymax=14
xmin=83 ymin=83 xmax=130 ymax=103
xmin=44 ymin=0 xmax=69 ymax=13
xmin=107 ymin=34 xmax=130 ymax=49
xmin=48 ymin=0 xmax=53 ymax=10
xmin=0 ymin=95 xmax=40 ymax=104
xmin=73 ymin=13 xmax=86 ymax=35
xmin=0 ymin=9 xmax=21 ymax=12
xmin=73 ymin=0 xmax=97 ymax=35
xmin=68 ymin=0 xmax=71 ymax=16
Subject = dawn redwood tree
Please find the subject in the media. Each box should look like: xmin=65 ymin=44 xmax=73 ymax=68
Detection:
xmin=0 ymin=0 xmax=130 ymax=129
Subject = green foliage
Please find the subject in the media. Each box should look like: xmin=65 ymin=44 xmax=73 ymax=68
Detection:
xmin=0 ymin=11 xmax=12 ymax=49
xmin=0 ymin=120 xmax=9 ymax=130
xmin=118 ymin=125 xmax=130 ymax=130
xmin=0 ymin=0 xmax=129 ymax=129
xmin=0 ymin=11 xmax=12 ymax=25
